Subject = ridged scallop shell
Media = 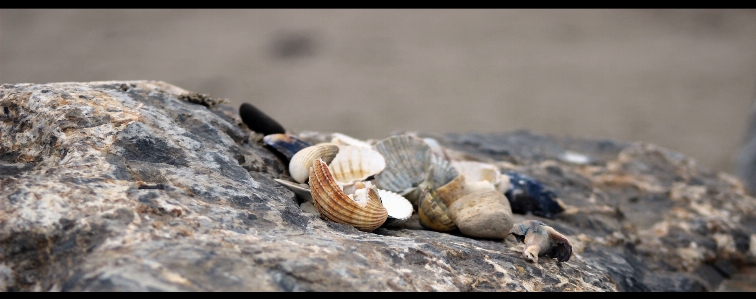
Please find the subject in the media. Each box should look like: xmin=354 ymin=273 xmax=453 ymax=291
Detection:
xmin=377 ymin=189 xmax=414 ymax=227
xmin=373 ymin=134 xmax=432 ymax=194
xmin=328 ymin=145 xmax=386 ymax=184
xmin=263 ymin=133 xmax=312 ymax=160
xmin=430 ymin=153 xmax=459 ymax=189
xmin=417 ymin=188 xmax=457 ymax=232
xmin=309 ymin=158 xmax=388 ymax=232
xmin=289 ymin=143 xmax=340 ymax=183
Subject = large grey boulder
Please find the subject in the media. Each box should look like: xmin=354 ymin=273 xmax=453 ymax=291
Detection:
xmin=1 ymin=81 xmax=755 ymax=291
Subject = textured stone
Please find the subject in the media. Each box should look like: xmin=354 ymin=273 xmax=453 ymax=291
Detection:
xmin=448 ymin=190 xmax=514 ymax=240
xmin=1 ymin=81 xmax=756 ymax=291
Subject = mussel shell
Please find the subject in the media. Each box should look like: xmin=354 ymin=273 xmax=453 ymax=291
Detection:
xmin=239 ymin=102 xmax=286 ymax=135
xmin=309 ymin=158 xmax=388 ymax=232
xmin=504 ymin=171 xmax=565 ymax=219
xmin=328 ymin=145 xmax=386 ymax=184
xmin=289 ymin=143 xmax=340 ymax=183
xmin=417 ymin=188 xmax=457 ymax=232
xmin=263 ymin=133 xmax=312 ymax=161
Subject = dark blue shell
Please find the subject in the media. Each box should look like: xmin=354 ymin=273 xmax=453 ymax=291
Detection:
xmin=262 ymin=133 xmax=312 ymax=161
xmin=504 ymin=171 xmax=564 ymax=219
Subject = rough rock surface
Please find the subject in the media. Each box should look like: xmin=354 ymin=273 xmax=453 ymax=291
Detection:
xmin=1 ymin=81 xmax=756 ymax=291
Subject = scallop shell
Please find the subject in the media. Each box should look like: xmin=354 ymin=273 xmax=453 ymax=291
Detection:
xmin=378 ymin=189 xmax=414 ymax=227
xmin=309 ymin=158 xmax=388 ymax=232
xmin=263 ymin=133 xmax=312 ymax=160
xmin=417 ymin=188 xmax=457 ymax=232
xmin=328 ymin=145 xmax=386 ymax=184
xmin=289 ymin=143 xmax=340 ymax=183
xmin=373 ymin=134 xmax=433 ymax=194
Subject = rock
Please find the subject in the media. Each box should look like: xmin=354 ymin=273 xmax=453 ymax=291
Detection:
xmin=448 ymin=190 xmax=514 ymax=240
xmin=1 ymin=81 xmax=756 ymax=291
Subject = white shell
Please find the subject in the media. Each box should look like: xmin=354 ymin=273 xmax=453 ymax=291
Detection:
xmin=288 ymin=143 xmax=340 ymax=183
xmin=331 ymin=132 xmax=374 ymax=148
xmin=450 ymin=160 xmax=501 ymax=186
xmin=377 ymin=189 xmax=414 ymax=226
xmin=328 ymin=145 xmax=386 ymax=184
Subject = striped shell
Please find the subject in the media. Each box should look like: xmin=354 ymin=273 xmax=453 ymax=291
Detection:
xmin=309 ymin=158 xmax=388 ymax=232
xmin=289 ymin=143 xmax=340 ymax=183
xmin=328 ymin=145 xmax=386 ymax=184
xmin=373 ymin=134 xmax=432 ymax=194
xmin=417 ymin=188 xmax=457 ymax=232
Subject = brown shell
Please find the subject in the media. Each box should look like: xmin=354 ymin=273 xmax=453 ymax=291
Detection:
xmin=417 ymin=188 xmax=457 ymax=232
xmin=309 ymin=158 xmax=388 ymax=232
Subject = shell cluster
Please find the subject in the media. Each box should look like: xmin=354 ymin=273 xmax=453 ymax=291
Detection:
xmin=242 ymin=103 xmax=570 ymax=263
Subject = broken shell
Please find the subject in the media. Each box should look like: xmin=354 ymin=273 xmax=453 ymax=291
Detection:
xmin=274 ymin=178 xmax=312 ymax=202
xmin=450 ymin=160 xmax=500 ymax=186
xmin=289 ymin=143 xmax=340 ymax=183
xmin=263 ymin=133 xmax=312 ymax=161
xmin=378 ymin=189 xmax=414 ymax=227
xmin=504 ymin=172 xmax=565 ymax=219
xmin=331 ymin=132 xmax=374 ymax=148
xmin=239 ymin=102 xmax=286 ymax=136
xmin=508 ymin=220 xmax=572 ymax=263
xmin=447 ymin=190 xmax=513 ymax=240
xmin=309 ymin=158 xmax=388 ymax=232
xmin=417 ymin=188 xmax=457 ymax=232
xmin=328 ymin=145 xmax=386 ymax=184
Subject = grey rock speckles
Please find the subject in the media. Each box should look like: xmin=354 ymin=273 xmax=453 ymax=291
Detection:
xmin=1 ymin=81 xmax=755 ymax=291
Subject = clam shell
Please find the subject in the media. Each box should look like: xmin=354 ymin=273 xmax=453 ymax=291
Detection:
xmin=430 ymin=153 xmax=459 ymax=189
xmin=309 ymin=158 xmax=388 ymax=232
xmin=263 ymin=133 xmax=312 ymax=160
xmin=378 ymin=189 xmax=414 ymax=227
xmin=373 ymin=134 xmax=433 ymax=194
xmin=289 ymin=143 xmax=340 ymax=183
xmin=417 ymin=188 xmax=457 ymax=232
xmin=328 ymin=145 xmax=386 ymax=184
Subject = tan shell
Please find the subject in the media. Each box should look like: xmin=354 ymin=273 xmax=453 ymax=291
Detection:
xmin=289 ymin=143 xmax=340 ymax=183
xmin=330 ymin=132 xmax=374 ymax=148
xmin=328 ymin=145 xmax=386 ymax=184
xmin=417 ymin=188 xmax=457 ymax=232
xmin=309 ymin=158 xmax=388 ymax=232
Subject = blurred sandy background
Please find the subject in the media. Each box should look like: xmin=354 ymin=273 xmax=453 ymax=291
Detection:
xmin=2 ymin=9 xmax=756 ymax=175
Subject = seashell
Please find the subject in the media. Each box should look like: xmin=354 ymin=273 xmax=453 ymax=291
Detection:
xmin=288 ymin=143 xmax=340 ymax=183
xmin=274 ymin=178 xmax=312 ymax=202
xmin=417 ymin=188 xmax=457 ymax=232
xmin=450 ymin=160 xmax=501 ymax=186
xmin=378 ymin=189 xmax=414 ymax=227
xmin=309 ymin=158 xmax=388 ymax=232
xmin=373 ymin=134 xmax=433 ymax=196
xmin=331 ymin=132 xmax=374 ymax=148
xmin=239 ymin=102 xmax=286 ymax=136
xmin=447 ymin=190 xmax=513 ymax=240
xmin=504 ymin=172 xmax=565 ymax=219
xmin=328 ymin=145 xmax=386 ymax=184
xmin=508 ymin=220 xmax=572 ymax=263
xmin=263 ymin=133 xmax=312 ymax=161
xmin=434 ymin=174 xmax=468 ymax=207
xmin=429 ymin=153 xmax=459 ymax=190
xmin=299 ymin=200 xmax=319 ymax=214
